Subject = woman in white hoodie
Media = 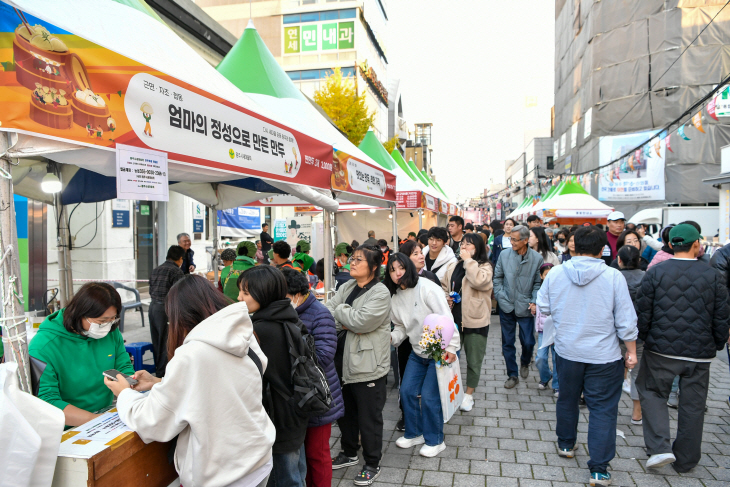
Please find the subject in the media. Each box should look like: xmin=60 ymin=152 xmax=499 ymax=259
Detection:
xmin=105 ymin=275 xmax=275 ymax=487
xmin=424 ymin=226 xmax=457 ymax=280
xmin=385 ymin=253 xmax=460 ymax=458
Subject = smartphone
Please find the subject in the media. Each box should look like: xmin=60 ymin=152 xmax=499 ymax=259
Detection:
xmin=103 ymin=369 xmax=139 ymax=386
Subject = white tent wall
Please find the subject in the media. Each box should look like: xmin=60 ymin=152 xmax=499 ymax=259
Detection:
xmin=336 ymin=210 xmax=439 ymax=246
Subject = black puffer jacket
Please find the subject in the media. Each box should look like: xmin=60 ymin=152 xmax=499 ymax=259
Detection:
xmin=710 ymin=243 xmax=730 ymax=292
xmin=635 ymin=259 xmax=730 ymax=359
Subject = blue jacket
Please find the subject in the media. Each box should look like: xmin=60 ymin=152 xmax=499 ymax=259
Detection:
xmin=491 ymin=234 xmax=507 ymax=266
xmin=295 ymin=293 xmax=344 ymax=427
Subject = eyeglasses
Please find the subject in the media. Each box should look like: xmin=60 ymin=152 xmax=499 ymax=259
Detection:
xmin=88 ymin=316 xmax=120 ymax=326
xmin=350 ymin=257 xmax=366 ymax=264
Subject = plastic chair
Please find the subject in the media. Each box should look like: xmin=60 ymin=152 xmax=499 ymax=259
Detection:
xmin=111 ymin=282 xmax=144 ymax=333
xmin=125 ymin=342 xmax=155 ymax=373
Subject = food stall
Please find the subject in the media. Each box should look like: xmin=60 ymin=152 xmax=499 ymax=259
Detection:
xmin=511 ymin=180 xmax=614 ymax=226
xmin=0 ymin=1 xmax=343 ymax=483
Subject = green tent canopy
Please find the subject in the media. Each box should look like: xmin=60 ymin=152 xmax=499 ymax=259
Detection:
xmin=357 ymin=131 xmax=397 ymax=171
xmin=433 ymin=181 xmax=449 ymax=199
xmin=391 ymin=150 xmax=418 ymax=181
xmin=553 ymin=180 xmax=590 ymax=196
xmin=216 ymin=20 xmax=308 ymax=101
xmin=421 ymin=170 xmax=448 ymax=199
xmin=112 ymin=0 xmax=165 ymax=23
xmin=408 ymin=160 xmax=431 ymax=187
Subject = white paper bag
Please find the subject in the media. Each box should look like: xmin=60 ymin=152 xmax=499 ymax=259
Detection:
xmin=435 ymin=357 xmax=464 ymax=423
xmin=539 ymin=316 xmax=555 ymax=349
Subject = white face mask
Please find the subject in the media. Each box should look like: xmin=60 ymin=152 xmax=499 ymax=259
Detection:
xmin=290 ymin=295 xmax=303 ymax=309
xmin=380 ymin=247 xmax=387 ymax=252
xmin=83 ymin=318 xmax=117 ymax=339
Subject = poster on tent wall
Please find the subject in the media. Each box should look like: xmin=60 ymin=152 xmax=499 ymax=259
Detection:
xmin=0 ymin=5 xmax=333 ymax=189
xmin=331 ymin=150 xmax=396 ymax=202
xmin=449 ymin=204 xmax=457 ymax=215
xmin=598 ymin=130 xmax=665 ymax=201
xmin=218 ymin=207 xmax=261 ymax=238
xmin=422 ymin=193 xmax=438 ymax=212
xmin=397 ymin=191 xmax=420 ymax=209
xmin=285 ymin=215 xmax=312 ymax=247
xmin=439 ymin=200 xmax=449 ymax=214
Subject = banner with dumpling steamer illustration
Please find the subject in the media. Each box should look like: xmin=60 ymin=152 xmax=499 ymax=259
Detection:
xmin=0 ymin=4 xmax=333 ymax=189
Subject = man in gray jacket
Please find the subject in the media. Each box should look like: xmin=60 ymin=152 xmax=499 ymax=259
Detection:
xmin=493 ymin=225 xmax=543 ymax=388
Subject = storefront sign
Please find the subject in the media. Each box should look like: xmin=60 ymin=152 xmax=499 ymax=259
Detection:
xmin=111 ymin=199 xmax=130 ymax=227
xmin=440 ymin=200 xmax=449 ymax=214
xmin=0 ymin=6 xmax=333 ymax=189
xmin=396 ymin=191 xmax=420 ymax=209
xmin=218 ymin=207 xmax=261 ymax=238
xmin=193 ymin=202 xmax=204 ymax=234
xmin=116 ymin=144 xmax=168 ymax=201
xmin=283 ymin=20 xmax=354 ymax=54
xmin=423 ymin=194 xmax=437 ymax=212
xmin=598 ymin=130 xmax=665 ymax=201
xmin=273 ymin=218 xmax=288 ymax=242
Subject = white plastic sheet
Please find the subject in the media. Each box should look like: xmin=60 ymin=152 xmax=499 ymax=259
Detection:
xmin=0 ymin=363 xmax=65 ymax=487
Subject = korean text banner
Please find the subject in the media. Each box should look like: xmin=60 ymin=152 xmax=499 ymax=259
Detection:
xmin=396 ymin=190 xmax=420 ymax=209
xmin=331 ymin=149 xmax=396 ymax=202
xmin=598 ymin=130 xmax=665 ymax=202
xmin=0 ymin=4 xmax=333 ymax=189
xmin=218 ymin=207 xmax=261 ymax=238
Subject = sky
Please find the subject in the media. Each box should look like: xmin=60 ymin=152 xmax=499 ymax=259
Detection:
xmin=387 ymin=0 xmax=555 ymax=202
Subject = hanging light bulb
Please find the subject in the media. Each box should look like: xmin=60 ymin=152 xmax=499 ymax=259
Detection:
xmin=369 ymin=208 xmax=376 ymax=213
xmin=352 ymin=211 xmax=357 ymax=216
xmin=388 ymin=214 xmax=392 ymax=219
xmin=41 ymin=172 xmax=62 ymax=194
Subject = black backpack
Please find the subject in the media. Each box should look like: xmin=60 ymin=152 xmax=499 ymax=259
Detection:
xmin=273 ymin=320 xmax=333 ymax=418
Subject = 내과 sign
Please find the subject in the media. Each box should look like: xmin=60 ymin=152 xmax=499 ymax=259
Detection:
xmin=284 ymin=21 xmax=354 ymax=54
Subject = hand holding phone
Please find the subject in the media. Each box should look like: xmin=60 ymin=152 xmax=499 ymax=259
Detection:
xmin=103 ymin=369 xmax=139 ymax=386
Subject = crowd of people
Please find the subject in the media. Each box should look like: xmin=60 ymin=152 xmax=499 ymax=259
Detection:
xmin=24 ymin=215 xmax=730 ymax=487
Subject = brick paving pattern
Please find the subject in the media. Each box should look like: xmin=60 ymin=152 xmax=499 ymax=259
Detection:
xmin=328 ymin=317 xmax=730 ymax=487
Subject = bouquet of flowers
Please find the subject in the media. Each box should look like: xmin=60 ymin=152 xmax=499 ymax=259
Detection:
xmin=418 ymin=323 xmax=449 ymax=367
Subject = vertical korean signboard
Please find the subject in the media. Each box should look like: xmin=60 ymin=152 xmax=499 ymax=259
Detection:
xmin=283 ymin=20 xmax=354 ymax=53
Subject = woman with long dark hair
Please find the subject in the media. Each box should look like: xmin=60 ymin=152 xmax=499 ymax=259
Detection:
xmin=491 ymin=218 xmax=516 ymax=265
xmin=238 ymin=266 xmax=310 ymax=487
xmin=399 ymin=239 xmax=440 ymax=285
xmin=105 ymin=275 xmax=275 ymax=487
xmin=30 ymin=282 xmax=133 ymax=427
xmin=529 ymin=226 xmax=560 ymax=266
xmin=441 ymin=232 xmax=493 ymax=412
xmin=326 ymin=245 xmax=391 ymax=485
xmin=385 ymin=253 xmax=459 ymax=457
xmin=610 ymin=230 xmax=649 ymax=270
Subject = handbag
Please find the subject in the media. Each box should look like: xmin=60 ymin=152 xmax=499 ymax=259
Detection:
xmin=435 ymin=357 xmax=464 ymax=422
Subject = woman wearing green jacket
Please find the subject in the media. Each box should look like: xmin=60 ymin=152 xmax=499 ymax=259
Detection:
xmin=29 ymin=282 xmax=134 ymax=427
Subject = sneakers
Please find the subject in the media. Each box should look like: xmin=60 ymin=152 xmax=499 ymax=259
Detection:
xmin=590 ymin=471 xmax=611 ymax=486
xmin=667 ymin=391 xmax=679 ymax=409
xmin=558 ymin=444 xmax=578 ymax=458
xmin=553 ymin=389 xmax=559 ymax=398
xmin=622 ymin=378 xmax=631 ymax=395
xmin=395 ymin=414 xmax=405 ymax=432
xmin=460 ymin=393 xmax=474 ymax=411
xmin=631 ymin=417 xmax=643 ymax=425
xmin=504 ymin=376 xmax=519 ymax=389
xmin=332 ymin=452 xmax=358 ymax=470
xmin=538 ymin=380 xmax=550 ymax=390
xmin=419 ymin=442 xmax=446 ymax=457
xmin=647 ymin=453 xmax=676 ymax=469
xmin=396 ymin=435 xmax=425 ymax=449
xmin=354 ymin=466 xmax=380 ymax=486
xmin=520 ymin=364 xmax=530 ymax=379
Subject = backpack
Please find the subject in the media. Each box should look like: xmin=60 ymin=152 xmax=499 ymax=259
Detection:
xmin=272 ymin=320 xmax=333 ymax=418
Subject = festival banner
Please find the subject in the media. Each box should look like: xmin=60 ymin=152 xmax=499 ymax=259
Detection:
xmin=598 ymin=130 xmax=665 ymax=201
xmin=218 ymin=207 xmax=262 ymax=238
xmin=330 ymin=149 xmax=396 ymax=202
xmin=396 ymin=190 xmax=420 ymax=209
xmin=439 ymin=200 xmax=449 ymax=214
xmin=449 ymin=203 xmax=457 ymax=215
xmin=0 ymin=5 xmax=333 ymax=189
xmin=422 ymin=193 xmax=438 ymax=212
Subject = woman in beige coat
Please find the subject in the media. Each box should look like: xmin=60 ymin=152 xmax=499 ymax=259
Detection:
xmin=441 ymin=232 xmax=493 ymax=412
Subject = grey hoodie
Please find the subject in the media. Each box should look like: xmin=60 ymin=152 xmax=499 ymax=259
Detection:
xmin=536 ymin=256 xmax=638 ymax=364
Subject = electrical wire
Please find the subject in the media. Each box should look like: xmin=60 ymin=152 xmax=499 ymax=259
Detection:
xmin=73 ymin=201 xmax=105 ymax=249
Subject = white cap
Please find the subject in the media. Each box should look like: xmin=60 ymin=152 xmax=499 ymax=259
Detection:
xmin=607 ymin=211 xmax=625 ymax=221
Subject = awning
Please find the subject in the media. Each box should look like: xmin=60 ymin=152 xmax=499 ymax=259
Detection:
xmin=0 ymin=0 xmax=338 ymax=209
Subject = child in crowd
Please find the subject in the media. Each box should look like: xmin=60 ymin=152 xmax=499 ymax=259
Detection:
xmin=534 ymin=263 xmax=558 ymax=397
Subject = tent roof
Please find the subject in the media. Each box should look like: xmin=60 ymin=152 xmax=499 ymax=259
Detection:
xmin=112 ymin=0 xmax=165 ymax=23
xmin=216 ymin=20 xmax=308 ymax=102
xmin=358 ymin=131 xmax=397 ymax=171
xmin=391 ymin=150 xmax=418 ymax=181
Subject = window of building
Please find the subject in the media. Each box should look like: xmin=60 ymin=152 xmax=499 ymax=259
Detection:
xmin=547 ymin=156 xmax=554 ymax=170
xmin=283 ymin=8 xmax=357 ymax=24
xmin=286 ymin=67 xmax=355 ymax=81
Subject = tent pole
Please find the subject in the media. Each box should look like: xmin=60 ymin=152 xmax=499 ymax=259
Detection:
xmin=323 ymin=210 xmax=333 ymax=303
xmin=56 ymin=169 xmax=73 ymax=302
xmin=391 ymin=206 xmax=398 ymax=252
xmin=0 ymin=143 xmax=32 ymax=392
xmin=54 ymin=193 xmax=68 ymax=307
xmin=211 ymin=206 xmax=219 ymax=285
xmin=418 ymin=209 xmax=423 ymax=231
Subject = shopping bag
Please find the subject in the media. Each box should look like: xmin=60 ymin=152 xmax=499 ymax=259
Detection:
xmin=539 ymin=316 xmax=555 ymax=349
xmin=435 ymin=357 xmax=464 ymax=423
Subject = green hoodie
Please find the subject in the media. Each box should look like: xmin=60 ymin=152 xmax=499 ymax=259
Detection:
xmin=221 ymin=255 xmax=256 ymax=301
xmin=28 ymin=309 xmax=133 ymax=422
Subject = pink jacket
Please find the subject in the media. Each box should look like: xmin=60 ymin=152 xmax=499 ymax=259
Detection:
xmin=647 ymin=250 xmax=672 ymax=270
xmin=535 ymin=306 xmax=548 ymax=333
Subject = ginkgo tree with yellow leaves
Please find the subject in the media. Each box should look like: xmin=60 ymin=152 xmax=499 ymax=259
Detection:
xmin=314 ymin=67 xmax=375 ymax=146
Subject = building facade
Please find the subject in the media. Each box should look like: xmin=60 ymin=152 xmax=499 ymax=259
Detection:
xmin=553 ymin=0 xmax=730 ymax=217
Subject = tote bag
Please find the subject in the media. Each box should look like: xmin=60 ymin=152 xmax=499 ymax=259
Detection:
xmin=435 ymin=357 xmax=464 ymax=422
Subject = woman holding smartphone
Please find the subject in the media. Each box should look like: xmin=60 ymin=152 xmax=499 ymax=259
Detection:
xmin=105 ymin=275 xmax=275 ymax=487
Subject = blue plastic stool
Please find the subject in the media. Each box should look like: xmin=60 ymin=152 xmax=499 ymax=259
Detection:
xmin=125 ymin=342 xmax=156 ymax=373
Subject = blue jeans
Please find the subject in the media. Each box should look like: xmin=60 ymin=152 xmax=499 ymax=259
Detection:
xmin=536 ymin=332 xmax=559 ymax=390
xmin=268 ymin=444 xmax=306 ymax=487
xmin=401 ymin=351 xmax=444 ymax=446
xmin=556 ymin=355 xmax=623 ymax=474
xmin=499 ymin=310 xmax=536 ymax=377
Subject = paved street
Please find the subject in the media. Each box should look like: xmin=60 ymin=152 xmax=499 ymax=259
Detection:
xmin=121 ymin=310 xmax=730 ymax=487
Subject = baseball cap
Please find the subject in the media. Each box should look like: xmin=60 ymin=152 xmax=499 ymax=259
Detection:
xmin=408 ymin=232 xmax=417 ymax=237
xmin=297 ymin=239 xmax=311 ymax=252
xmin=669 ymin=224 xmax=701 ymax=246
xmin=334 ymin=242 xmax=352 ymax=256
xmin=607 ymin=211 xmax=625 ymax=221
